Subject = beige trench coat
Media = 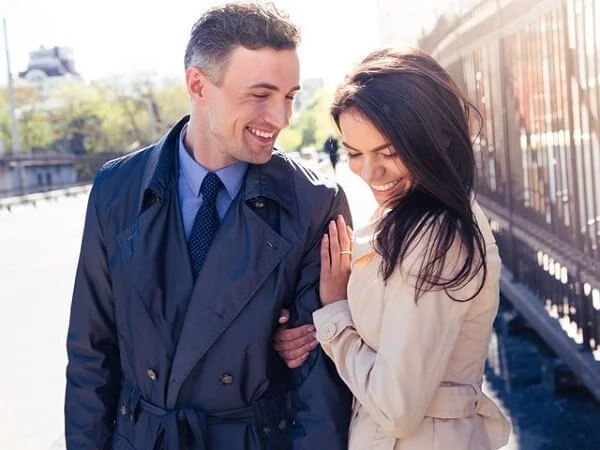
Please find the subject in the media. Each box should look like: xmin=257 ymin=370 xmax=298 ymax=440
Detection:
xmin=313 ymin=200 xmax=511 ymax=449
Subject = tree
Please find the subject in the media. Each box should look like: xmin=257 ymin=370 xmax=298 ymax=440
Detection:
xmin=0 ymin=85 xmax=56 ymax=153
xmin=276 ymin=127 xmax=302 ymax=152
xmin=276 ymin=88 xmax=335 ymax=152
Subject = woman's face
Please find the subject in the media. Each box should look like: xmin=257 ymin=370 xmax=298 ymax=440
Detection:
xmin=338 ymin=109 xmax=413 ymax=205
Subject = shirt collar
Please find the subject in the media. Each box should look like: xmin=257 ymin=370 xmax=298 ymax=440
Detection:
xmin=178 ymin=123 xmax=248 ymax=198
xmin=140 ymin=116 xmax=297 ymax=217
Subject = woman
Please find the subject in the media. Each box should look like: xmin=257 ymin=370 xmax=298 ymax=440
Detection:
xmin=274 ymin=48 xmax=511 ymax=449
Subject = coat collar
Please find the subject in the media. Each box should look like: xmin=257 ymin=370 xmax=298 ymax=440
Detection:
xmin=139 ymin=115 xmax=298 ymax=216
xmin=352 ymin=218 xmax=377 ymax=263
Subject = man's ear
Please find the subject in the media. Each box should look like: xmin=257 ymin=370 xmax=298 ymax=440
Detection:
xmin=185 ymin=67 xmax=208 ymax=103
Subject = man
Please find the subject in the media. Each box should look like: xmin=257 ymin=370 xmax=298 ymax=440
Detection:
xmin=65 ymin=3 xmax=351 ymax=449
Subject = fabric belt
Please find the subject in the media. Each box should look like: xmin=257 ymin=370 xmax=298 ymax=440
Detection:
xmin=120 ymin=380 xmax=258 ymax=450
xmin=424 ymin=381 xmax=511 ymax=449
xmin=425 ymin=383 xmax=479 ymax=419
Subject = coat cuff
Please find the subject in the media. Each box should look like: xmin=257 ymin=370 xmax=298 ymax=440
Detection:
xmin=313 ymin=300 xmax=353 ymax=342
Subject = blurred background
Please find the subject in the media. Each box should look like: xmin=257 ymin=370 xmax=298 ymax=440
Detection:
xmin=1 ymin=0 xmax=599 ymax=448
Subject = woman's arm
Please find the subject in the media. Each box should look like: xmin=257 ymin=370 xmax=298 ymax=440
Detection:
xmin=313 ymin=219 xmax=481 ymax=438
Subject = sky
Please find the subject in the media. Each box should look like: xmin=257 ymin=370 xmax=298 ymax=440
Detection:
xmin=0 ymin=0 xmax=457 ymax=87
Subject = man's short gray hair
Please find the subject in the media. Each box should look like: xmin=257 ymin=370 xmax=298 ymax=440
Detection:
xmin=184 ymin=2 xmax=300 ymax=85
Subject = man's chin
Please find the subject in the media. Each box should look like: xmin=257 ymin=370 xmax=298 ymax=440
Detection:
xmin=242 ymin=145 xmax=274 ymax=165
xmin=252 ymin=150 xmax=274 ymax=165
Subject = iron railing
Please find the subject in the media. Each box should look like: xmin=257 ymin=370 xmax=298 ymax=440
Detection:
xmin=420 ymin=0 xmax=600 ymax=397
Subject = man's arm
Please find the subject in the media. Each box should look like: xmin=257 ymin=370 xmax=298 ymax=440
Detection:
xmin=65 ymin=179 xmax=121 ymax=449
xmin=288 ymin=185 xmax=352 ymax=450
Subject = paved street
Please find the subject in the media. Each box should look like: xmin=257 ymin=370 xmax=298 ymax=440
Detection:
xmin=0 ymin=192 xmax=89 ymax=449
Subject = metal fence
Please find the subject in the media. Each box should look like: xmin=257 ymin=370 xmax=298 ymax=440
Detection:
xmin=421 ymin=0 xmax=600 ymax=393
xmin=0 ymin=152 xmax=122 ymax=198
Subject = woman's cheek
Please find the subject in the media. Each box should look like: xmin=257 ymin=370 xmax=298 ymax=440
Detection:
xmin=348 ymin=158 xmax=362 ymax=177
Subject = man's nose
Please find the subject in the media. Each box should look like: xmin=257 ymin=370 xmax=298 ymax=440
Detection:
xmin=265 ymin=100 xmax=291 ymax=130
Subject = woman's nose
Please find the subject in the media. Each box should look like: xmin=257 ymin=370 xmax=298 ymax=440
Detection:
xmin=360 ymin=159 xmax=384 ymax=183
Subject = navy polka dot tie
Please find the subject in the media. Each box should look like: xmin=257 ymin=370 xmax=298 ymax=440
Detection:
xmin=188 ymin=172 xmax=223 ymax=278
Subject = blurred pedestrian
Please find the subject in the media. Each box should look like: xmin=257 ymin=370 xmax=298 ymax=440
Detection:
xmin=324 ymin=135 xmax=340 ymax=171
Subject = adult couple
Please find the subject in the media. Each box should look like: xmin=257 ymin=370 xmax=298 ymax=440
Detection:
xmin=65 ymin=3 xmax=510 ymax=449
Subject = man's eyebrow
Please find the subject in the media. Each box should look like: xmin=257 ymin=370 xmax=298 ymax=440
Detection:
xmin=248 ymin=83 xmax=301 ymax=92
xmin=342 ymin=142 xmax=390 ymax=152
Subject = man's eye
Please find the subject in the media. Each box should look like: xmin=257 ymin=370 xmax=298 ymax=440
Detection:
xmin=346 ymin=152 xmax=361 ymax=159
xmin=252 ymin=94 xmax=269 ymax=98
xmin=285 ymin=95 xmax=295 ymax=101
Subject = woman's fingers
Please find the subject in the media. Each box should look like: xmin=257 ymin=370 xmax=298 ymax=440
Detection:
xmin=279 ymin=339 xmax=319 ymax=361
xmin=285 ymin=353 xmax=309 ymax=369
xmin=273 ymin=328 xmax=317 ymax=352
xmin=274 ymin=324 xmax=313 ymax=343
xmin=278 ymin=308 xmax=290 ymax=324
xmin=328 ymin=220 xmax=341 ymax=272
xmin=337 ymin=215 xmax=351 ymax=263
xmin=320 ymin=233 xmax=331 ymax=275
xmin=273 ymin=322 xmax=318 ymax=368
xmin=347 ymin=224 xmax=354 ymax=250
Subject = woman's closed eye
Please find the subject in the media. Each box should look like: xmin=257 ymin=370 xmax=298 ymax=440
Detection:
xmin=343 ymin=148 xmax=362 ymax=158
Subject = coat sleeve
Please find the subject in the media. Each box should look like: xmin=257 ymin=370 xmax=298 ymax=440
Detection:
xmin=312 ymin=232 xmax=490 ymax=439
xmin=65 ymin=177 xmax=121 ymax=449
xmin=288 ymin=185 xmax=353 ymax=450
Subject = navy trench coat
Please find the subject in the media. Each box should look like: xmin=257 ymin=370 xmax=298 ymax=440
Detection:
xmin=65 ymin=116 xmax=352 ymax=449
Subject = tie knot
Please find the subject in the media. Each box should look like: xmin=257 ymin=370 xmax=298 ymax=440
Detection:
xmin=200 ymin=172 xmax=222 ymax=203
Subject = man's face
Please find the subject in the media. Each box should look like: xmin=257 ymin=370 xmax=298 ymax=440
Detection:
xmin=198 ymin=46 xmax=300 ymax=165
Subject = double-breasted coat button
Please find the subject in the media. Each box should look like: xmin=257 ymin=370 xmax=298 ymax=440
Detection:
xmin=278 ymin=419 xmax=287 ymax=430
xmin=220 ymin=373 xmax=234 ymax=385
xmin=147 ymin=368 xmax=157 ymax=381
xmin=120 ymin=404 xmax=128 ymax=416
xmin=254 ymin=199 xmax=265 ymax=209
xmin=262 ymin=425 xmax=272 ymax=435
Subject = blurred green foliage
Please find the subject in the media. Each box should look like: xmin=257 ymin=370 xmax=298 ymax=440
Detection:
xmin=0 ymin=76 xmax=189 ymax=154
xmin=0 ymin=79 xmax=335 ymax=155
xmin=276 ymin=88 xmax=335 ymax=152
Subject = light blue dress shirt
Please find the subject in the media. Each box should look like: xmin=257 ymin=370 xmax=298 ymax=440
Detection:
xmin=178 ymin=124 xmax=248 ymax=239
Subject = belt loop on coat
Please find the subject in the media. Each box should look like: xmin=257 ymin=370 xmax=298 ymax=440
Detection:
xmin=471 ymin=381 xmax=483 ymax=413
xmin=127 ymin=382 xmax=141 ymax=422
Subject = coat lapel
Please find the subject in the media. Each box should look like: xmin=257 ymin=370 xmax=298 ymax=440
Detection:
xmin=117 ymin=116 xmax=194 ymax=355
xmin=167 ymin=192 xmax=291 ymax=407
xmin=117 ymin=185 xmax=195 ymax=355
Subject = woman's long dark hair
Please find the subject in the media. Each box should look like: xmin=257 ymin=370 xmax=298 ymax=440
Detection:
xmin=331 ymin=48 xmax=487 ymax=302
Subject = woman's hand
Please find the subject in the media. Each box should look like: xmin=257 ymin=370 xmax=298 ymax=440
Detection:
xmin=273 ymin=308 xmax=318 ymax=368
xmin=320 ymin=215 xmax=353 ymax=306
